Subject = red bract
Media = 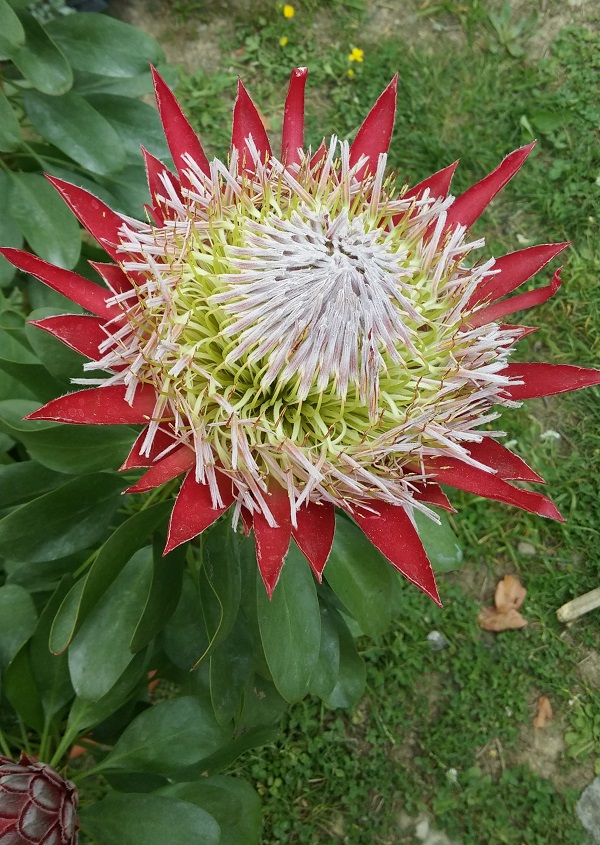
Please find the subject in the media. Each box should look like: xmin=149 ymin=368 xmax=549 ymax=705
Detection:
xmin=3 ymin=68 xmax=599 ymax=602
xmin=0 ymin=755 xmax=78 ymax=845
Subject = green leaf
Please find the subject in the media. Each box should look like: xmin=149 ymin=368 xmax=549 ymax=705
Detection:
xmin=0 ymin=173 xmax=24 ymax=287
xmin=50 ymin=502 xmax=171 ymax=654
xmin=171 ymin=725 xmax=279 ymax=780
xmin=130 ymin=540 xmax=185 ymax=652
xmin=414 ymin=509 xmax=463 ymax=572
xmin=0 ymin=472 xmax=126 ymax=563
xmin=9 ymin=172 xmax=80 ymax=269
xmin=0 ymin=332 xmax=66 ymax=401
xmin=0 ymin=0 xmax=25 ymax=47
xmin=323 ymin=608 xmax=366 ymax=709
xmin=99 ymin=696 xmax=230 ymax=775
xmin=96 ymin=164 xmax=150 ymax=219
xmin=0 ymin=461 xmax=65 ymax=509
xmin=47 ymin=13 xmax=163 ymax=78
xmin=158 ymin=777 xmax=261 ymax=845
xmin=80 ymin=793 xmax=220 ymax=845
xmin=67 ymin=648 xmax=149 ymax=734
xmin=209 ymin=613 xmax=254 ymax=726
xmin=308 ymin=603 xmax=341 ymax=700
xmin=7 ymin=12 xmax=72 ymax=95
xmin=198 ymin=517 xmax=241 ymax=665
xmin=25 ymin=308 xmax=89 ymax=382
xmin=0 ymin=399 xmax=137 ymax=473
xmin=161 ymin=572 xmax=209 ymax=670
xmin=3 ymin=642 xmax=44 ymax=731
xmin=29 ymin=578 xmax=73 ymax=718
xmin=257 ymin=542 xmax=321 ymax=703
xmin=84 ymin=94 xmax=171 ymax=161
xmin=0 ymin=585 xmax=37 ymax=672
xmin=324 ymin=514 xmax=394 ymax=637
xmin=0 ymin=89 xmax=20 ymax=152
xmin=67 ymin=548 xmax=153 ymax=700
xmin=24 ymin=89 xmax=127 ymax=176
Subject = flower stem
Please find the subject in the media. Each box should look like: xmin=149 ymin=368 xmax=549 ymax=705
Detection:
xmin=0 ymin=727 xmax=12 ymax=758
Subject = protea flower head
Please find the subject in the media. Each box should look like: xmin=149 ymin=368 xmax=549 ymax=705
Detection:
xmin=0 ymin=754 xmax=78 ymax=845
xmin=3 ymin=68 xmax=600 ymax=601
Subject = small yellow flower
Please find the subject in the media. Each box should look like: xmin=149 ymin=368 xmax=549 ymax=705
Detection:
xmin=283 ymin=4 xmax=295 ymax=17
xmin=347 ymin=68 xmax=355 ymax=78
xmin=279 ymin=35 xmax=289 ymax=47
xmin=348 ymin=47 xmax=364 ymax=63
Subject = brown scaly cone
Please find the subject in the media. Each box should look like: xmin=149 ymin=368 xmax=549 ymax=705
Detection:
xmin=0 ymin=754 xmax=78 ymax=845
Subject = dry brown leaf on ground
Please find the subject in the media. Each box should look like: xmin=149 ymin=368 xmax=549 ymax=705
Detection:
xmin=477 ymin=574 xmax=528 ymax=631
xmin=495 ymin=574 xmax=527 ymax=612
xmin=533 ymin=695 xmax=553 ymax=728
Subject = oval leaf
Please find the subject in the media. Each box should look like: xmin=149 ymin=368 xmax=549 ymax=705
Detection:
xmin=47 ymin=13 xmax=163 ymax=78
xmin=0 ymin=89 xmax=20 ymax=151
xmin=8 ymin=11 xmax=72 ymax=95
xmin=84 ymin=94 xmax=171 ymax=161
xmin=414 ymin=509 xmax=464 ymax=573
xmin=257 ymin=542 xmax=321 ymax=703
xmin=80 ymin=793 xmax=219 ymax=845
xmin=0 ymin=172 xmax=24 ymax=287
xmin=325 ymin=514 xmax=394 ymax=637
xmin=0 ymin=0 xmax=25 ymax=48
xmin=9 ymin=172 xmax=80 ymax=269
xmin=0 ymin=585 xmax=37 ymax=672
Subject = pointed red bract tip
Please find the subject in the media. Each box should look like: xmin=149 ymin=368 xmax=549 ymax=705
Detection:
xmin=232 ymin=79 xmax=272 ymax=174
xmin=445 ymin=141 xmax=536 ymax=233
xmin=501 ymin=363 xmax=600 ymax=400
xmin=120 ymin=426 xmax=179 ymax=471
xmin=469 ymin=242 xmax=570 ymax=308
xmin=28 ymin=314 xmax=107 ymax=361
xmin=405 ymin=160 xmax=459 ymax=201
xmin=349 ymin=74 xmax=398 ymax=179
xmin=45 ymin=176 xmax=125 ymax=264
xmin=281 ymin=67 xmax=308 ymax=167
xmin=352 ymin=503 xmax=441 ymax=606
xmin=467 ymin=438 xmax=545 ymax=484
xmin=141 ymin=146 xmax=181 ymax=223
xmin=150 ymin=65 xmax=210 ymax=185
xmin=469 ymin=267 xmax=563 ymax=327
xmin=292 ymin=501 xmax=335 ymax=581
xmin=253 ymin=485 xmax=291 ymax=597
xmin=89 ymin=262 xmax=133 ymax=295
xmin=0 ymin=248 xmax=115 ymax=320
xmin=164 ymin=471 xmax=233 ymax=554
xmin=412 ymin=482 xmax=456 ymax=513
xmin=24 ymin=384 xmax=157 ymax=425
xmin=125 ymin=445 xmax=195 ymax=493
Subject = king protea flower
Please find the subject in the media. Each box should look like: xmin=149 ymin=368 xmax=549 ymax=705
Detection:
xmin=3 ymin=68 xmax=599 ymax=602
xmin=0 ymin=754 xmax=78 ymax=845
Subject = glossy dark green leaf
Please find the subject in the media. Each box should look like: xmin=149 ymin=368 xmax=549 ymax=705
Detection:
xmin=25 ymin=308 xmax=89 ymax=382
xmin=72 ymin=63 xmax=177 ymax=98
xmin=67 ymin=548 xmax=153 ymax=700
xmin=0 ymin=0 xmax=25 ymax=47
xmin=161 ymin=572 xmax=209 ymax=670
xmin=325 ymin=514 xmax=394 ymax=637
xmin=24 ymin=89 xmax=127 ymax=176
xmin=4 ymin=552 xmax=86 ymax=594
xmin=3 ymin=642 xmax=44 ymax=731
xmin=308 ymin=603 xmax=341 ymax=700
xmin=80 ymin=793 xmax=220 ymax=845
xmin=44 ymin=163 xmax=122 ymax=211
xmin=99 ymin=696 xmax=230 ymax=775
xmin=0 ymin=399 xmax=137 ymax=473
xmin=84 ymin=94 xmax=170 ymax=160
xmin=9 ymin=172 xmax=80 ymax=269
xmin=50 ymin=503 xmax=171 ymax=654
xmin=0 ymin=173 xmax=23 ymax=287
xmin=8 ymin=12 xmax=72 ymax=95
xmin=97 ymin=164 xmax=150 ymax=219
xmin=47 ymin=13 xmax=163 ymax=78
xmin=414 ymin=509 xmax=463 ymax=572
xmin=0 ymin=334 xmax=65 ymax=402
xmin=257 ymin=542 xmax=321 ymax=703
xmin=130 ymin=540 xmax=185 ymax=652
xmin=0 ymin=89 xmax=20 ymax=151
xmin=209 ymin=613 xmax=254 ymax=726
xmin=171 ymin=725 xmax=279 ymax=780
xmin=198 ymin=517 xmax=241 ymax=665
xmin=29 ymin=578 xmax=73 ymax=717
xmin=0 ymin=585 xmax=37 ymax=672
xmin=0 ymin=461 xmax=65 ymax=509
xmin=67 ymin=648 xmax=148 ymax=734
xmin=323 ymin=608 xmax=366 ymax=710
xmin=0 ymin=472 xmax=126 ymax=563
xmin=158 ymin=777 xmax=261 ymax=845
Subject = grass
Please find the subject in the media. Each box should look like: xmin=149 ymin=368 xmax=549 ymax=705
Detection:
xmin=174 ymin=2 xmax=600 ymax=841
